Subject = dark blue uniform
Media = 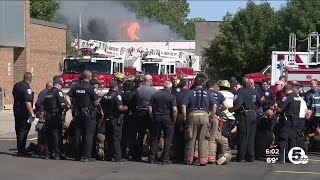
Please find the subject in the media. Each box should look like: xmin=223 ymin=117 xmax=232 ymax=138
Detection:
xmin=208 ymin=89 xmax=225 ymax=115
xmin=12 ymin=81 xmax=34 ymax=155
xmin=67 ymin=81 xmax=99 ymax=160
xmin=149 ymin=89 xmax=177 ymax=162
xmin=277 ymin=93 xmax=300 ymax=162
xmin=259 ymin=88 xmax=275 ymax=112
xmin=183 ymin=87 xmax=216 ymax=165
xmin=233 ymin=87 xmax=261 ymax=162
xmin=35 ymin=89 xmax=49 ymax=114
xmin=43 ymin=87 xmax=65 ymax=159
xmin=100 ymin=90 xmax=124 ymax=161
xmin=171 ymin=87 xmax=188 ymax=160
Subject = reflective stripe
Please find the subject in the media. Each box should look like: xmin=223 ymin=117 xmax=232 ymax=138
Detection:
xmin=311 ymin=104 xmax=320 ymax=107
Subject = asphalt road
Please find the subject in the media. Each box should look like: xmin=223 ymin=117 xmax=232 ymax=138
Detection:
xmin=0 ymin=136 xmax=319 ymax=180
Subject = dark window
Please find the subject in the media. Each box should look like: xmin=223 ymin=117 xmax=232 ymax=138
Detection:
xmin=142 ymin=63 xmax=159 ymax=75
xmin=64 ymin=59 xmax=111 ymax=74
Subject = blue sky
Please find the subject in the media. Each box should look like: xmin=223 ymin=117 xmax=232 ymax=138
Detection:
xmin=188 ymin=1 xmax=287 ymax=21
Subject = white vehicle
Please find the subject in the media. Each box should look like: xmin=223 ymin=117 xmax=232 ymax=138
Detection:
xmin=270 ymin=32 xmax=320 ymax=86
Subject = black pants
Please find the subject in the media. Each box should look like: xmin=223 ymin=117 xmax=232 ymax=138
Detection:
xmin=149 ymin=115 xmax=174 ymax=161
xmin=278 ymin=121 xmax=297 ymax=161
xmin=172 ymin=114 xmax=185 ymax=160
xmin=121 ymin=114 xmax=133 ymax=158
xmin=73 ymin=114 xmax=96 ymax=159
xmin=133 ymin=110 xmax=151 ymax=159
xmin=14 ymin=111 xmax=31 ymax=154
xmin=236 ymin=111 xmax=257 ymax=161
xmin=45 ymin=113 xmax=63 ymax=157
xmin=105 ymin=117 xmax=123 ymax=160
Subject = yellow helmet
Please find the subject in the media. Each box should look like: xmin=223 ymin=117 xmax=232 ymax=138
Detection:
xmin=218 ymin=80 xmax=230 ymax=88
xmin=115 ymin=73 xmax=126 ymax=81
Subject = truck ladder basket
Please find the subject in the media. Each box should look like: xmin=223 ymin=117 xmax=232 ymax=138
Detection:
xmin=308 ymin=32 xmax=320 ymax=64
xmin=289 ymin=33 xmax=296 ymax=64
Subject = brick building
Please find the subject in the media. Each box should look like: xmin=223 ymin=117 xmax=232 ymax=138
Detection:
xmin=0 ymin=0 xmax=66 ymax=108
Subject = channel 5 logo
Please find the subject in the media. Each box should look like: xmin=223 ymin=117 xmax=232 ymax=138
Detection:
xmin=288 ymin=147 xmax=309 ymax=165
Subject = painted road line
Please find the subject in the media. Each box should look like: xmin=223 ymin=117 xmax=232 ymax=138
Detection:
xmin=275 ymin=171 xmax=320 ymax=175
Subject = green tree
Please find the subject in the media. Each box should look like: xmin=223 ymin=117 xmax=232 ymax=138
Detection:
xmin=66 ymin=32 xmax=78 ymax=56
xmin=30 ymin=0 xmax=60 ymax=22
xmin=134 ymin=0 xmax=190 ymax=37
xmin=204 ymin=1 xmax=279 ymax=79
xmin=183 ymin=17 xmax=206 ymax=40
xmin=276 ymin=0 xmax=320 ymax=50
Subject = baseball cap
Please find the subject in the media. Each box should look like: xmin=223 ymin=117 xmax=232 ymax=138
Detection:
xmin=90 ymin=79 xmax=100 ymax=85
xmin=231 ymin=81 xmax=240 ymax=88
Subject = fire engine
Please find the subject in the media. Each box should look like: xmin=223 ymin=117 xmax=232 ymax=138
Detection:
xmin=61 ymin=39 xmax=128 ymax=95
xmin=140 ymin=48 xmax=197 ymax=89
xmin=246 ymin=32 xmax=320 ymax=86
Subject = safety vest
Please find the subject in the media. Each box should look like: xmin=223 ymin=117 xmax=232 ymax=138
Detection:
xmin=311 ymin=92 xmax=320 ymax=117
xmin=220 ymin=90 xmax=235 ymax=120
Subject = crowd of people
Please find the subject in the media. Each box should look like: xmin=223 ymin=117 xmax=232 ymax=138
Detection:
xmin=12 ymin=71 xmax=320 ymax=166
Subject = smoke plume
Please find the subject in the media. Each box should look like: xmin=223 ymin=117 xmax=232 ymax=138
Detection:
xmin=58 ymin=1 xmax=183 ymax=41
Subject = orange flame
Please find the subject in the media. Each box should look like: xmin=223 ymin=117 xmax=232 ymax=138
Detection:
xmin=120 ymin=21 xmax=140 ymax=41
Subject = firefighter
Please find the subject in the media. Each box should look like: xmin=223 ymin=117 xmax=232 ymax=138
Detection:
xmin=171 ymin=78 xmax=189 ymax=161
xmin=114 ymin=73 xmax=126 ymax=95
xmin=148 ymin=81 xmax=178 ymax=164
xmin=206 ymin=80 xmax=226 ymax=164
xmin=65 ymin=70 xmax=100 ymax=162
xmin=275 ymin=84 xmax=301 ymax=162
xmin=182 ymin=74 xmax=217 ymax=166
xmin=306 ymin=79 xmax=320 ymax=123
xmin=43 ymin=80 xmax=68 ymax=160
xmin=100 ymin=80 xmax=128 ymax=162
xmin=12 ymin=72 xmax=35 ymax=157
xmin=215 ymin=80 xmax=235 ymax=165
xmin=229 ymin=78 xmax=261 ymax=162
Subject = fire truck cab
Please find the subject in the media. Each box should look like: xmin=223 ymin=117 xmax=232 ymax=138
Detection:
xmin=61 ymin=39 xmax=126 ymax=95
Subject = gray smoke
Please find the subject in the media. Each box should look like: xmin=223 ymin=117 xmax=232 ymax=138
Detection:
xmin=58 ymin=1 xmax=183 ymax=41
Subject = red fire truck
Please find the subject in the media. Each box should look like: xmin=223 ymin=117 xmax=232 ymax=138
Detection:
xmin=61 ymin=39 xmax=128 ymax=95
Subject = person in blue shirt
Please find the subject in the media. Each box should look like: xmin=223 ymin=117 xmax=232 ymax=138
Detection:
xmin=305 ymin=79 xmax=320 ymax=121
xmin=182 ymin=74 xmax=217 ymax=166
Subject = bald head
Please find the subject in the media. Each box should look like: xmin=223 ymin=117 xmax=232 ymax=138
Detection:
xmin=163 ymin=81 xmax=173 ymax=90
xmin=46 ymin=81 xmax=53 ymax=90
xmin=242 ymin=77 xmax=250 ymax=88
xmin=144 ymin=74 xmax=153 ymax=86
xmin=249 ymin=79 xmax=255 ymax=89
xmin=81 ymin=70 xmax=92 ymax=81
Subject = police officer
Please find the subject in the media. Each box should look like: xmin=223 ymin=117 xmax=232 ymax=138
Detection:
xmin=12 ymin=72 xmax=35 ymax=157
xmin=260 ymin=79 xmax=275 ymax=112
xmin=100 ymin=80 xmax=128 ymax=162
xmin=65 ymin=70 xmax=100 ymax=162
xmin=182 ymin=74 xmax=217 ymax=166
xmin=275 ymin=84 xmax=301 ymax=162
xmin=206 ymin=80 xmax=226 ymax=164
xmin=171 ymin=78 xmax=189 ymax=161
xmin=89 ymin=79 xmax=103 ymax=160
xmin=133 ymin=74 xmax=157 ymax=161
xmin=43 ymin=80 xmax=68 ymax=160
xmin=229 ymin=78 xmax=261 ymax=162
xmin=148 ymin=81 xmax=178 ymax=164
xmin=35 ymin=81 xmax=53 ymax=156
xmin=121 ymin=80 xmax=135 ymax=159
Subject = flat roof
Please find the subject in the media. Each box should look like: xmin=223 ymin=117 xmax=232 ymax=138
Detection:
xmin=31 ymin=18 xmax=67 ymax=29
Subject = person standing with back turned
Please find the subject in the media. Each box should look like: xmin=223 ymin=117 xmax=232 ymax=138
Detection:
xmin=12 ymin=72 xmax=35 ymax=157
